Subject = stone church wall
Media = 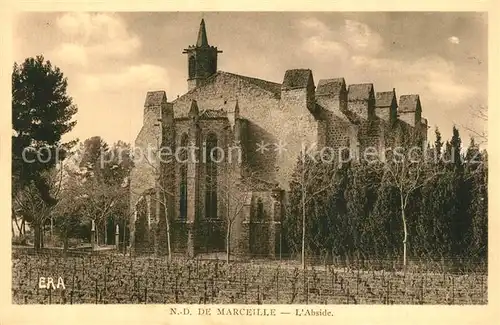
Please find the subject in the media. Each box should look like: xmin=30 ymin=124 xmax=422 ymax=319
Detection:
xmin=130 ymin=70 xmax=427 ymax=258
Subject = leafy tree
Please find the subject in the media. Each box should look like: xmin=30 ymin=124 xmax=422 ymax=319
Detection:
xmin=464 ymin=138 xmax=488 ymax=261
xmin=434 ymin=127 xmax=443 ymax=161
xmin=73 ymin=137 xmax=133 ymax=247
xmin=12 ymin=55 xmax=78 ymax=250
xmin=281 ymin=127 xmax=487 ymax=270
xmin=370 ymin=178 xmax=400 ymax=258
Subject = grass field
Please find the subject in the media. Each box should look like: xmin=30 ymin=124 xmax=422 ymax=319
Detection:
xmin=11 ymin=251 xmax=487 ymax=305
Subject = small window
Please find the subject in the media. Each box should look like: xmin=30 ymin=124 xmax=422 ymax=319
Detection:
xmin=188 ymin=56 xmax=196 ymax=79
xmin=256 ymin=199 xmax=264 ymax=221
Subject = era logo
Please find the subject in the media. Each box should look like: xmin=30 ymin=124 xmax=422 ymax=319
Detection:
xmin=38 ymin=277 xmax=66 ymax=290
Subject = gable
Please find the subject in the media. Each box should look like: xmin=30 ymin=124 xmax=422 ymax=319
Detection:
xmin=172 ymin=71 xmax=280 ymax=118
xmin=375 ymin=91 xmax=396 ymax=107
xmin=282 ymin=69 xmax=314 ymax=89
xmin=144 ymin=91 xmax=167 ymax=107
xmin=399 ymin=94 xmax=421 ymax=113
xmin=316 ymin=78 xmax=346 ymax=96
xmin=348 ymin=83 xmax=374 ymax=101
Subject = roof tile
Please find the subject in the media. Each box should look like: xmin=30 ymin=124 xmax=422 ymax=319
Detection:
xmin=399 ymin=95 xmax=421 ymax=112
xmin=348 ymin=83 xmax=374 ymax=101
xmin=376 ymin=91 xmax=396 ymax=107
xmin=282 ymin=69 xmax=313 ymax=89
xmin=316 ymin=78 xmax=346 ymax=96
xmin=144 ymin=91 xmax=166 ymax=107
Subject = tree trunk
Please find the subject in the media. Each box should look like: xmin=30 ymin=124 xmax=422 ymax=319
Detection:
xmin=96 ymin=223 xmax=99 ymax=247
xmin=40 ymin=225 xmax=44 ymax=248
xmin=104 ymin=219 xmax=108 ymax=245
xmin=21 ymin=219 xmax=25 ymax=235
xmin=226 ymin=221 xmax=231 ymax=264
xmin=401 ymin=200 xmax=408 ymax=268
xmin=123 ymin=218 xmax=127 ymax=256
xmin=301 ymin=155 xmax=306 ymax=270
xmin=11 ymin=218 xmax=15 ymax=238
xmin=91 ymin=230 xmax=96 ymax=250
xmin=63 ymin=230 xmax=69 ymax=255
xmin=50 ymin=217 xmax=53 ymax=242
xmin=34 ymin=224 xmax=41 ymax=251
xmin=302 ymin=185 xmax=306 ymax=270
xmin=164 ymin=205 xmax=172 ymax=263
xmin=13 ymin=213 xmax=22 ymax=235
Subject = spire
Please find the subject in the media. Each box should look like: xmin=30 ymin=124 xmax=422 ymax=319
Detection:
xmin=196 ymin=19 xmax=209 ymax=47
xmin=183 ymin=19 xmax=222 ymax=91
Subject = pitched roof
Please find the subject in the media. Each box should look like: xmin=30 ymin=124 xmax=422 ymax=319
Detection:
xmin=348 ymin=83 xmax=374 ymax=101
xmin=282 ymin=69 xmax=313 ymax=89
xmin=200 ymin=109 xmax=227 ymax=119
xmin=399 ymin=94 xmax=421 ymax=112
xmin=376 ymin=91 xmax=396 ymax=107
xmin=196 ymin=19 xmax=209 ymax=47
xmin=222 ymin=72 xmax=282 ymax=96
xmin=188 ymin=99 xmax=199 ymax=118
xmin=144 ymin=91 xmax=166 ymax=106
xmin=169 ymin=71 xmax=282 ymax=118
xmin=316 ymin=78 xmax=346 ymax=96
xmin=173 ymin=71 xmax=281 ymax=102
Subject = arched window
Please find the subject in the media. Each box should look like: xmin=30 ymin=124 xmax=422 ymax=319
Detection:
xmin=179 ymin=133 xmax=188 ymax=219
xmin=256 ymin=198 xmax=264 ymax=221
xmin=188 ymin=56 xmax=196 ymax=79
xmin=205 ymin=133 xmax=218 ymax=219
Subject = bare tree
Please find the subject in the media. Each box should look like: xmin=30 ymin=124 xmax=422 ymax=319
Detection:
xmin=463 ymin=104 xmax=488 ymax=145
xmin=378 ymin=147 xmax=441 ymax=267
xmin=211 ymin=167 xmax=265 ymax=264
xmin=133 ymin=134 xmax=174 ymax=261
xmin=291 ymin=149 xmax=340 ymax=270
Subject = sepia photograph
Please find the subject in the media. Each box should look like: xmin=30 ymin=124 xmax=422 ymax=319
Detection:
xmin=10 ymin=11 xmax=488 ymax=307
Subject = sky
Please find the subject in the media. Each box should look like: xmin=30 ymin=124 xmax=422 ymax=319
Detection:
xmin=12 ymin=12 xmax=488 ymax=147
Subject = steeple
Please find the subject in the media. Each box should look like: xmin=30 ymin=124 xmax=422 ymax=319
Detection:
xmin=183 ymin=19 xmax=223 ymax=91
xmin=196 ymin=19 xmax=209 ymax=47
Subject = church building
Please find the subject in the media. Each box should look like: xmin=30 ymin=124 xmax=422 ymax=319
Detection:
xmin=129 ymin=19 xmax=428 ymax=257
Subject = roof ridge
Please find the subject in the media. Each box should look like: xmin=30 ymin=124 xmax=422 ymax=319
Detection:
xmin=172 ymin=71 xmax=281 ymax=105
xmin=223 ymin=71 xmax=280 ymax=84
xmin=220 ymin=71 xmax=282 ymax=94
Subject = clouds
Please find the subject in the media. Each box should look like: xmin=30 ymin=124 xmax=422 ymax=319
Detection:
xmin=49 ymin=13 xmax=169 ymax=92
xmin=13 ymin=12 xmax=486 ymax=146
xmin=342 ymin=19 xmax=383 ymax=54
xmin=300 ymin=17 xmax=383 ymax=58
xmin=79 ymin=64 xmax=169 ymax=93
xmin=52 ymin=43 xmax=88 ymax=66
xmin=351 ymin=55 xmax=476 ymax=104
xmin=51 ymin=13 xmax=141 ymax=66
xmin=298 ymin=17 xmax=476 ymax=105
xmin=448 ymin=36 xmax=460 ymax=44
xmin=302 ymin=35 xmax=350 ymax=61
xmin=37 ymin=13 xmax=171 ymax=144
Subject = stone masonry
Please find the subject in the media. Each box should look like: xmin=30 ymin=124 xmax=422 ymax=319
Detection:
xmin=129 ymin=19 xmax=428 ymax=257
